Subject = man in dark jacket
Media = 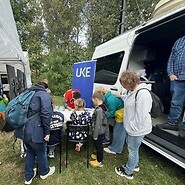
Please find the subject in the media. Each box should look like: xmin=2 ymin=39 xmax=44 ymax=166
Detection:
xmin=24 ymin=81 xmax=55 ymax=185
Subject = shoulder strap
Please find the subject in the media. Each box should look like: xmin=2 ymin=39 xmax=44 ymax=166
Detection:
xmin=135 ymin=88 xmax=150 ymax=101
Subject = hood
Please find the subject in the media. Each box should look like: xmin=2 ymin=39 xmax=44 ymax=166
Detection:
xmin=29 ymin=84 xmax=46 ymax=92
xmin=135 ymin=83 xmax=152 ymax=92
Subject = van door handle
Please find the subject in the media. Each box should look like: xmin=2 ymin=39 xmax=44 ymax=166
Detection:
xmin=110 ymin=87 xmax=118 ymax=91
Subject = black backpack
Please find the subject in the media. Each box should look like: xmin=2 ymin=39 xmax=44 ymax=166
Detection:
xmin=135 ymin=88 xmax=164 ymax=118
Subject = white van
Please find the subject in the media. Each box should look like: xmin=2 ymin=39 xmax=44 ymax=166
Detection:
xmin=92 ymin=6 xmax=185 ymax=169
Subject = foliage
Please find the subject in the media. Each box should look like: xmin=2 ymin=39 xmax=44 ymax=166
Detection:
xmin=10 ymin=0 xmax=161 ymax=95
xmin=10 ymin=0 xmax=45 ymax=76
xmin=125 ymin=0 xmax=159 ymax=30
xmin=85 ymin=0 xmax=121 ymax=51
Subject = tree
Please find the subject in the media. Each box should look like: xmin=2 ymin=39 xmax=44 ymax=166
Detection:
xmin=86 ymin=0 xmax=121 ymax=52
xmin=124 ymin=0 xmax=159 ymax=30
xmin=10 ymin=0 xmax=45 ymax=78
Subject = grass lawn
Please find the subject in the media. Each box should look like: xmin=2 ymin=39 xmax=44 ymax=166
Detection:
xmin=0 ymin=96 xmax=185 ymax=185
xmin=0 ymin=129 xmax=185 ymax=185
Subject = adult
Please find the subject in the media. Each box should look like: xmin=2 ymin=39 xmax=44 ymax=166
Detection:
xmin=97 ymin=86 xmax=124 ymax=149
xmin=157 ymin=36 xmax=185 ymax=137
xmin=0 ymin=94 xmax=9 ymax=121
xmin=115 ymin=71 xmax=152 ymax=180
xmin=23 ymin=80 xmax=55 ymax=184
xmin=63 ymin=89 xmax=81 ymax=110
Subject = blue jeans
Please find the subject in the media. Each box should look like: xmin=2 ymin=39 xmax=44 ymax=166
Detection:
xmin=25 ymin=141 xmax=50 ymax=181
xmin=123 ymin=134 xmax=144 ymax=175
xmin=108 ymin=122 xmax=126 ymax=154
xmin=168 ymin=81 xmax=185 ymax=128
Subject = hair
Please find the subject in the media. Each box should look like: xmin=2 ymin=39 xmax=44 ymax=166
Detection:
xmin=119 ymin=71 xmax=140 ymax=90
xmin=93 ymin=90 xmax=104 ymax=101
xmin=41 ymin=79 xmax=48 ymax=84
xmin=96 ymin=86 xmax=107 ymax=95
xmin=74 ymin=98 xmax=86 ymax=109
xmin=73 ymin=91 xmax=81 ymax=99
xmin=38 ymin=81 xmax=48 ymax=89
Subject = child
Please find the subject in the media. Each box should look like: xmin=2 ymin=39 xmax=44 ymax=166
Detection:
xmin=0 ymin=94 xmax=9 ymax=121
xmin=90 ymin=90 xmax=108 ymax=167
xmin=48 ymin=111 xmax=64 ymax=158
xmin=69 ymin=98 xmax=92 ymax=152
xmin=63 ymin=89 xmax=81 ymax=110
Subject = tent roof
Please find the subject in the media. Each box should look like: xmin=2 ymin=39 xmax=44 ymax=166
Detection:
xmin=0 ymin=0 xmax=25 ymax=65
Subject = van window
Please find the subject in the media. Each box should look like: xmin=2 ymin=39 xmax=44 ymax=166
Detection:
xmin=94 ymin=51 xmax=124 ymax=85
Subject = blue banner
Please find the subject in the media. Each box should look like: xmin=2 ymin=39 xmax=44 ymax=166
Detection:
xmin=72 ymin=60 xmax=96 ymax=108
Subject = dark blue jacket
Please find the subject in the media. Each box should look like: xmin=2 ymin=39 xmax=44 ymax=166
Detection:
xmin=24 ymin=84 xmax=53 ymax=143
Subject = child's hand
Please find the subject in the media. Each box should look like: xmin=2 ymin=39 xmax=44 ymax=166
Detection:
xmin=3 ymin=94 xmax=7 ymax=99
xmin=44 ymin=134 xmax=50 ymax=141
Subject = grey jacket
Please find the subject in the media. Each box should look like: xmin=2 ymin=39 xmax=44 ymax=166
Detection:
xmin=92 ymin=104 xmax=108 ymax=139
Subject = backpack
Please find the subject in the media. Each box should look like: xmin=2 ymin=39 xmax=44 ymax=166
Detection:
xmin=135 ymin=88 xmax=164 ymax=118
xmin=5 ymin=90 xmax=37 ymax=129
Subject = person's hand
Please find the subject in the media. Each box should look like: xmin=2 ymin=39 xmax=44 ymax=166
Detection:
xmin=114 ymin=94 xmax=121 ymax=98
xmin=169 ymin=74 xmax=177 ymax=81
xmin=3 ymin=94 xmax=7 ymax=99
xmin=67 ymin=106 xmax=72 ymax=110
xmin=44 ymin=134 xmax=50 ymax=141
xmin=94 ymin=138 xmax=97 ymax=140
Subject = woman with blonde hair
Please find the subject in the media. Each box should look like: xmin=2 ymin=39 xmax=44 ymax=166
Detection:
xmin=115 ymin=71 xmax=152 ymax=180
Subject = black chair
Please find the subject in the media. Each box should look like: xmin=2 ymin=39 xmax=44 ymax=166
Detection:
xmin=65 ymin=121 xmax=90 ymax=168
xmin=47 ymin=127 xmax=63 ymax=173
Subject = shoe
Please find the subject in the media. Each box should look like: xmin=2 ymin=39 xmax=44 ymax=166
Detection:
xmin=178 ymin=130 xmax=185 ymax=138
xmin=89 ymin=160 xmax=103 ymax=167
xmin=104 ymin=147 xmax=116 ymax=154
xmin=156 ymin=123 xmax=178 ymax=131
xmin=75 ymin=144 xmax=81 ymax=152
xmin=24 ymin=168 xmax=37 ymax=184
xmin=91 ymin=154 xmax=97 ymax=160
xmin=40 ymin=166 xmax=55 ymax=180
xmin=102 ymin=139 xmax=110 ymax=145
xmin=48 ymin=152 xmax=55 ymax=158
xmin=134 ymin=165 xmax=140 ymax=172
xmin=21 ymin=152 xmax=27 ymax=158
xmin=115 ymin=166 xmax=133 ymax=180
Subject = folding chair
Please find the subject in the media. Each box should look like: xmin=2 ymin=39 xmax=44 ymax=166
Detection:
xmin=65 ymin=121 xmax=90 ymax=168
xmin=47 ymin=127 xmax=63 ymax=173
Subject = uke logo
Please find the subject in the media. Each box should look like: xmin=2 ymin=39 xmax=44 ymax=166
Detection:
xmin=75 ymin=67 xmax=91 ymax=77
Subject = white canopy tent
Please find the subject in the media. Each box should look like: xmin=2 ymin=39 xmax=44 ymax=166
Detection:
xmin=0 ymin=0 xmax=31 ymax=87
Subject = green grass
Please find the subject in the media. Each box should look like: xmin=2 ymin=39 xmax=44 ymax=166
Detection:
xmin=1 ymin=96 xmax=185 ymax=185
xmin=0 ymin=130 xmax=185 ymax=185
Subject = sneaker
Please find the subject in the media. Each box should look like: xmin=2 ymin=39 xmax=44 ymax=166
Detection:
xmin=89 ymin=160 xmax=103 ymax=167
xmin=134 ymin=165 xmax=140 ymax=172
xmin=48 ymin=152 xmax=55 ymax=158
xmin=75 ymin=144 xmax=81 ymax=152
xmin=91 ymin=154 xmax=97 ymax=160
xmin=102 ymin=139 xmax=110 ymax=145
xmin=104 ymin=147 xmax=116 ymax=154
xmin=40 ymin=166 xmax=55 ymax=180
xmin=24 ymin=168 xmax=37 ymax=185
xmin=156 ymin=123 xmax=178 ymax=131
xmin=115 ymin=166 xmax=133 ymax=180
xmin=21 ymin=152 xmax=27 ymax=158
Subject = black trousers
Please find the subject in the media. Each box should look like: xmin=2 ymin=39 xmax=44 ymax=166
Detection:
xmin=94 ymin=134 xmax=104 ymax=162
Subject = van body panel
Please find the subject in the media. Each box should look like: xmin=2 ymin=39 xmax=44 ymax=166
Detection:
xmin=92 ymin=6 xmax=185 ymax=168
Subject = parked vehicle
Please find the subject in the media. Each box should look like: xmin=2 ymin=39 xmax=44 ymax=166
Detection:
xmin=92 ymin=4 xmax=185 ymax=169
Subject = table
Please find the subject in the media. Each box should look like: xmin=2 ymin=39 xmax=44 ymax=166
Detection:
xmin=54 ymin=108 xmax=94 ymax=123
